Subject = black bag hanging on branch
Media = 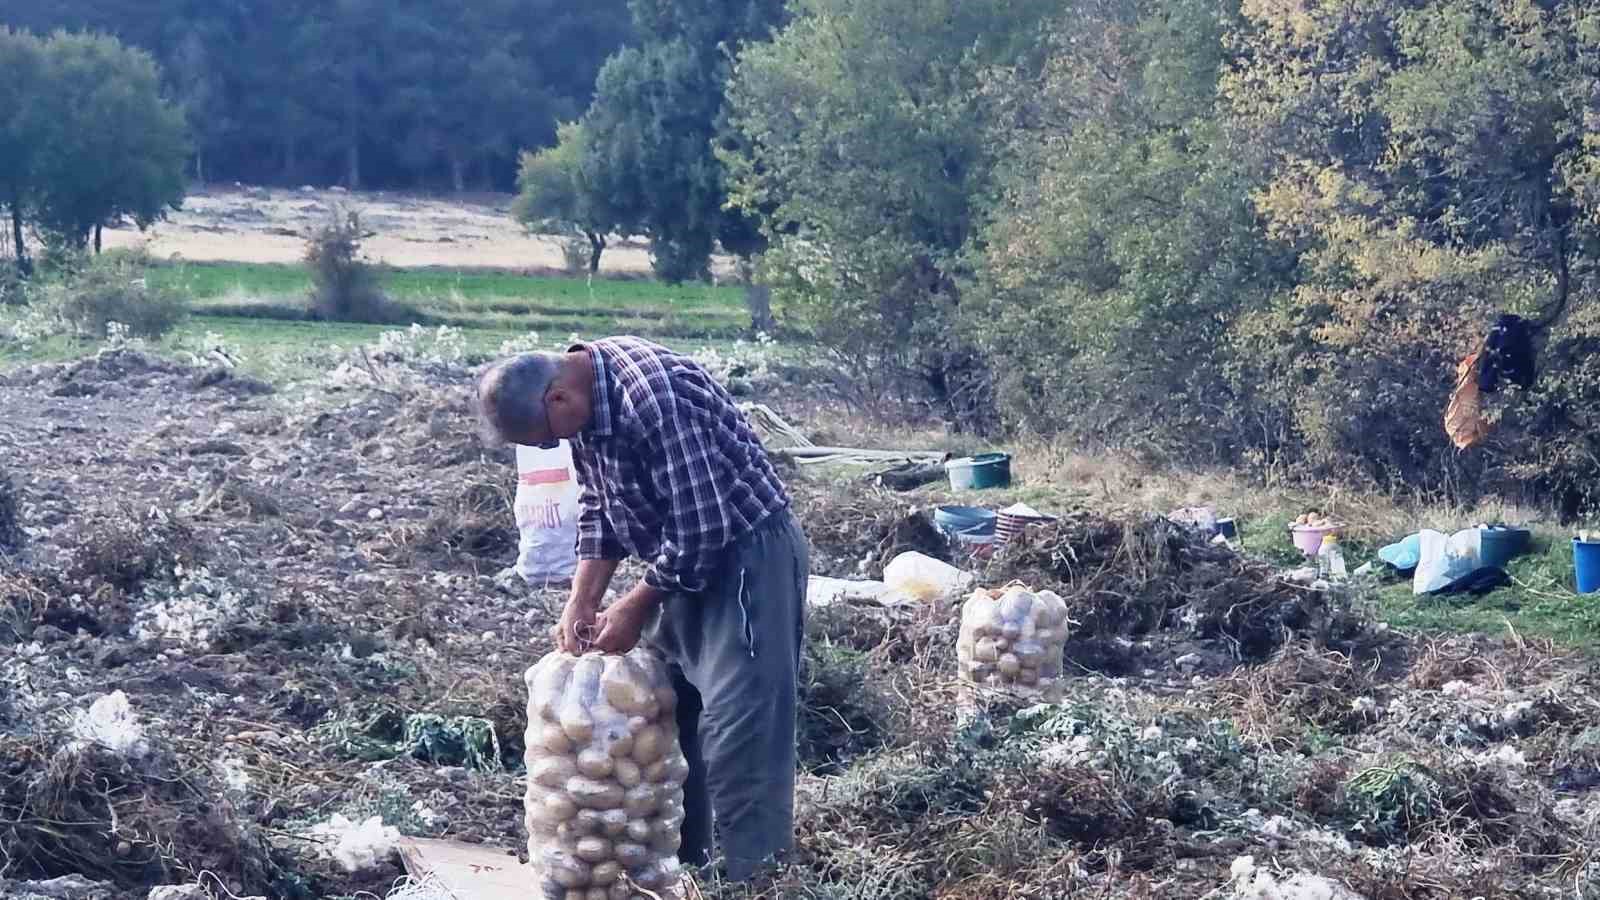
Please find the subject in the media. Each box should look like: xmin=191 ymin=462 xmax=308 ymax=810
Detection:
xmin=1476 ymin=314 xmax=1536 ymax=394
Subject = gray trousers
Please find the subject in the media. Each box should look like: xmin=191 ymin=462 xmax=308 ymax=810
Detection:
xmin=645 ymin=508 xmax=808 ymax=880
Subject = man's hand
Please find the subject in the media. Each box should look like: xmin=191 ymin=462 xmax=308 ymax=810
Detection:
xmin=555 ymin=594 xmax=600 ymax=653
xmin=553 ymin=558 xmax=621 ymax=652
xmin=592 ymin=584 xmax=664 ymax=654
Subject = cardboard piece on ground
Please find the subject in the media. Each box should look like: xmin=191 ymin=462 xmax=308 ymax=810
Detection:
xmin=397 ymin=837 xmax=527 ymax=900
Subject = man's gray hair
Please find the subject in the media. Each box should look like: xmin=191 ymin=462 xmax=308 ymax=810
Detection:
xmin=475 ymin=352 xmax=563 ymax=443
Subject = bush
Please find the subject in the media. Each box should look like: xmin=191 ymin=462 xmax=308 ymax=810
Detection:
xmin=43 ymin=250 xmax=186 ymax=339
xmin=0 ymin=265 xmax=29 ymax=307
xmin=304 ymin=209 xmax=405 ymax=324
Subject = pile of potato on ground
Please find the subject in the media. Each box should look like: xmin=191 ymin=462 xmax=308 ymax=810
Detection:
xmin=524 ymin=649 xmax=690 ymax=900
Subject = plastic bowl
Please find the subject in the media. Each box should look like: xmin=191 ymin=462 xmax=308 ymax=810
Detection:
xmin=1290 ymin=523 xmax=1342 ymax=556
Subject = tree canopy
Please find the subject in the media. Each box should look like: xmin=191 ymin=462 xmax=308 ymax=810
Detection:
xmin=0 ymin=28 xmax=188 ymax=270
xmin=12 ymin=0 xmax=632 ymax=191
xmin=577 ymin=0 xmax=783 ymax=282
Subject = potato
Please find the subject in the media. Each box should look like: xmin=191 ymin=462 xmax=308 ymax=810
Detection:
xmin=632 ymin=724 xmax=666 ymax=765
xmin=615 ymin=841 xmax=653 ymax=868
xmin=589 ymin=862 xmax=622 ymax=886
xmin=655 ymin=686 xmax=678 ymax=715
xmin=543 ymin=848 xmax=590 ymax=887
xmin=530 ymin=656 xmax=577 ymax=719
xmin=603 ymin=657 xmax=657 ymax=715
xmin=573 ymin=809 xmax=607 ymax=835
xmin=659 ymin=752 xmax=690 ymax=787
xmin=602 ymin=729 xmax=635 ymax=759
xmin=569 ymin=777 xmax=626 ymax=810
xmin=626 ymin=819 xmax=652 ymax=843
xmin=585 ymin=888 xmax=609 ymax=900
xmin=533 ymin=756 xmax=579 ymax=789
xmin=997 ymin=653 xmax=1021 ymax=677
xmin=607 ymin=885 xmax=631 ymax=900
xmin=656 ymin=796 xmax=686 ymax=830
xmin=1001 ymin=623 xmax=1021 ymax=642
xmin=1016 ymin=666 xmax=1038 ymax=685
xmin=649 ymin=829 xmax=681 ymax=855
xmin=534 ymin=792 xmax=579 ymax=825
xmin=974 ymin=638 xmax=1000 ymax=663
xmin=999 ymin=589 xmax=1033 ymax=622
xmin=601 ymin=809 xmax=630 ymax=837
xmin=577 ymin=747 xmax=615 ymax=779
xmin=1013 ymin=641 xmax=1045 ymax=667
xmin=540 ymin=722 xmax=575 ymax=755
xmin=613 ymin=757 xmax=643 ymax=789
xmin=623 ymin=783 xmax=660 ymax=818
xmin=574 ymin=836 xmax=612 ymax=863
xmin=643 ymin=759 xmax=667 ymax=782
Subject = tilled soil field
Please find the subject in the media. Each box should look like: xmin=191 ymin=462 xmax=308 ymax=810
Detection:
xmin=1 ymin=350 xmax=1597 ymax=900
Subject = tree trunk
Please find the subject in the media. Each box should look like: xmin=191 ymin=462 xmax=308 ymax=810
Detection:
xmin=744 ymin=282 xmax=775 ymax=334
xmin=587 ymin=232 xmax=606 ymax=275
xmin=345 ymin=137 xmax=360 ymax=190
xmin=10 ymin=196 xmax=29 ymax=278
xmin=450 ymin=153 xmax=466 ymax=194
xmin=94 ymin=223 xmax=102 ymax=254
xmin=738 ymin=256 xmax=775 ymax=333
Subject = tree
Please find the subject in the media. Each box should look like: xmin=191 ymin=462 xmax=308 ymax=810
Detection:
xmin=513 ymin=122 xmax=615 ymax=274
xmin=1224 ymin=0 xmax=1600 ymax=503
xmin=968 ymin=0 xmax=1293 ymax=459
xmin=17 ymin=0 xmax=632 ymax=192
xmin=0 ymin=28 xmax=48 ymax=276
xmin=32 ymin=31 xmax=189 ymax=252
xmin=579 ymin=0 xmax=783 ymax=283
xmin=721 ymin=0 xmax=1057 ymax=424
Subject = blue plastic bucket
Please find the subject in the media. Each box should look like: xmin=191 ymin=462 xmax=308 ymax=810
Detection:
xmin=1575 ymin=539 xmax=1600 ymax=594
xmin=934 ymin=505 xmax=997 ymax=542
xmin=945 ymin=453 xmax=1012 ymax=490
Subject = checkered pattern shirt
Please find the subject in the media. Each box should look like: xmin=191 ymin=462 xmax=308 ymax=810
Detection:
xmin=569 ymin=337 xmax=791 ymax=595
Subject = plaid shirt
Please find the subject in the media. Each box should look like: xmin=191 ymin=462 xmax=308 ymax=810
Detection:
xmin=569 ymin=337 xmax=791 ymax=595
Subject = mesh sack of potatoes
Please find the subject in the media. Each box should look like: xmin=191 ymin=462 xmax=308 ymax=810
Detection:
xmin=524 ymin=648 xmax=689 ymax=900
xmin=956 ymin=585 xmax=1069 ymax=700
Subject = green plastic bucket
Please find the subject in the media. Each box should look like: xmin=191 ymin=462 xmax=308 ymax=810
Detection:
xmin=945 ymin=453 xmax=1012 ymax=490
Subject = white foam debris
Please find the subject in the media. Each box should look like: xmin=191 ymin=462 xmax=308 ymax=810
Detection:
xmin=308 ymin=813 xmax=401 ymax=873
xmin=1228 ymin=855 xmax=1367 ymax=900
xmin=71 ymin=691 xmax=149 ymax=758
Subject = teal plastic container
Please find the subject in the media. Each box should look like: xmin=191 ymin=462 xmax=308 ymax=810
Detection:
xmin=945 ymin=453 xmax=1012 ymax=490
xmin=1479 ymin=525 xmax=1529 ymax=569
xmin=934 ymin=505 xmax=997 ymax=539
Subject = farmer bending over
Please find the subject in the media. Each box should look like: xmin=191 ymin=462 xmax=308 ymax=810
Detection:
xmin=475 ymin=336 xmax=808 ymax=881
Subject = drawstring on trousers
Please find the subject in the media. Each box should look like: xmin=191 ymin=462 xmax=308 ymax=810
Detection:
xmin=736 ymin=567 xmax=757 ymax=659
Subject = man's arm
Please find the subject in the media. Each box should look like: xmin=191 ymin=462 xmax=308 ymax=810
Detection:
xmin=557 ymin=558 xmax=622 ymax=652
xmin=562 ymin=465 xmax=626 ymax=653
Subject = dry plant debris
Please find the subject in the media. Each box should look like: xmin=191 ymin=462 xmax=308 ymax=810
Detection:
xmin=0 ymin=351 xmax=1597 ymax=900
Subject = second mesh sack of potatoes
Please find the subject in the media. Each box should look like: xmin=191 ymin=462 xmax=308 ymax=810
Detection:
xmin=955 ymin=584 xmax=1069 ymax=701
xmin=524 ymin=647 xmax=689 ymax=900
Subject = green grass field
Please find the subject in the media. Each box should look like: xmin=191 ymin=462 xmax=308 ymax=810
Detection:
xmin=144 ymin=261 xmax=751 ymax=338
xmin=0 ymin=259 xmax=768 ymax=381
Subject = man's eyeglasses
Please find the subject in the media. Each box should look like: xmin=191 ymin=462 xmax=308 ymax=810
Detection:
xmin=532 ymin=379 xmax=560 ymax=449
